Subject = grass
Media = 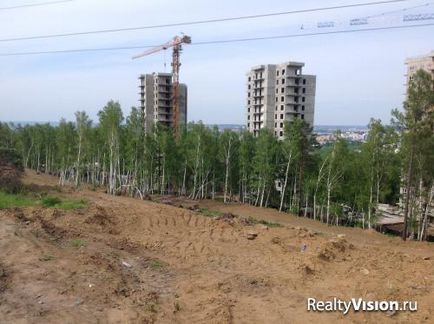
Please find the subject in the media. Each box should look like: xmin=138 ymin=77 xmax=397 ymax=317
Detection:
xmin=41 ymin=196 xmax=87 ymax=210
xmin=254 ymin=219 xmax=282 ymax=228
xmin=0 ymin=191 xmax=87 ymax=210
xmin=197 ymin=207 xmax=282 ymax=227
xmin=198 ymin=208 xmax=224 ymax=218
xmin=0 ymin=191 xmax=35 ymax=209
xmin=41 ymin=196 xmax=62 ymax=207
xmin=69 ymin=239 xmax=86 ymax=248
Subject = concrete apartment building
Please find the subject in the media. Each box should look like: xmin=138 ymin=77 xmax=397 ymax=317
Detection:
xmin=246 ymin=61 xmax=316 ymax=139
xmin=405 ymin=50 xmax=434 ymax=85
xmin=139 ymin=73 xmax=187 ymax=133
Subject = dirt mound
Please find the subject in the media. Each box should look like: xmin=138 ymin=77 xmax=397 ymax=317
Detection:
xmin=215 ymin=212 xmax=236 ymax=221
xmin=85 ymin=205 xmax=116 ymax=226
xmin=317 ymin=237 xmax=354 ymax=261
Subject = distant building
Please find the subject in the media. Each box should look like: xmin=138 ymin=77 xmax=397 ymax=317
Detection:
xmin=245 ymin=61 xmax=316 ymax=139
xmin=400 ymin=51 xmax=434 ymax=238
xmin=139 ymin=73 xmax=187 ymax=133
xmin=405 ymin=50 xmax=434 ymax=86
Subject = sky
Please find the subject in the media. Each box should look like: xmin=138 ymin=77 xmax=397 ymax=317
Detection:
xmin=0 ymin=0 xmax=433 ymax=126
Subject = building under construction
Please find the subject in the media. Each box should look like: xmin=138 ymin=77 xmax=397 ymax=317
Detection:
xmin=139 ymin=73 xmax=187 ymax=133
xmin=245 ymin=61 xmax=316 ymax=139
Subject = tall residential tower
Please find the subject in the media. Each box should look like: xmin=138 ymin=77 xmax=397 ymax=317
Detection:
xmin=139 ymin=73 xmax=187 ymax=133
xmin=405 ymin=50 xmax=434 ymax=85
xmin=246 ymin=61 xmax=316 ymax=139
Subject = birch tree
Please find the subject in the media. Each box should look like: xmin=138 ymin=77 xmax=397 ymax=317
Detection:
xmin=98 ymin=101 xmax=124 ymax=195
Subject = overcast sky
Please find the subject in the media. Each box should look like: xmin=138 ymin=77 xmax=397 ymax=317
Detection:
xmin=0 ymin=0 xmax=433 ymax=125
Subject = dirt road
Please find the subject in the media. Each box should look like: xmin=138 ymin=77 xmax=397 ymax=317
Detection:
xmin=0 ymin=171 xmax=433 ymax=323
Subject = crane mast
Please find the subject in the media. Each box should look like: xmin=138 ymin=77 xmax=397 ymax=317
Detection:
xmin=133 ymin=35 xmax=191 ymax=139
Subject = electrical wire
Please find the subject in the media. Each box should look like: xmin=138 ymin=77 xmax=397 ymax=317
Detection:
xmin=0 ymin=0 xmax=416 ymax=42
xmin=1 ymin=22 xmax=433 ymax=56
xmin=0 ymin=0 xmax=74 ymax=11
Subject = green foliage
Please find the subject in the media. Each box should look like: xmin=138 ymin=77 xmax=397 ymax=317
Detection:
xmin=41 ymin=196 xmax=62 ymax=207
xmin=3 ymin=87 xmax=430 ymax=237
xmin=0 ymin=191 xmax=35 ymax=209
xmin=0 ymin=147 xmax=24 ymax=170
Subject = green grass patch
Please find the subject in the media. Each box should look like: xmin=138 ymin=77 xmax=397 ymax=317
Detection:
xmin=41 ymin=196 xmax=87 ymax=210
xmin=56 ymin=199 xmax=87 ymax=210
xmin=69 ymin=239 xmax=86 ymax=248
xmin=41 ymin=196 xmax=62 ymax=207
xmin=198 ymin=208 xmax=224 ymax=218
xmin=0 ymin=191 xmax=35 ymax=209
xmin=0 ymin=192 xmax=87 ymax=211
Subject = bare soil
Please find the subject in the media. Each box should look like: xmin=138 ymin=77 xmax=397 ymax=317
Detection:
xmin=0 ymin=170 xmax=433 ymax=323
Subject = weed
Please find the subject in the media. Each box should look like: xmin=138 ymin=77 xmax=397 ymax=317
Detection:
xmin=174 ymin=301 xmax=181 ymax=312
xmin=39 ymin=254 xmax=55 ymax=261
xmin=70 ymin=239 xmax=86 ymax=248
xmin=144 ymin=302 xmax=158 ymax=313
xmin=149 ymin=259 xmax=167 ymax=270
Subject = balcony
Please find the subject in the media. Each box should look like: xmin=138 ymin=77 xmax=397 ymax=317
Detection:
xmin=158 ymin=87 xmax=171 ymax=93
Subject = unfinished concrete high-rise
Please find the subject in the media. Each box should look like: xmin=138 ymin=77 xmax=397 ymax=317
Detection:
xmin=139 ymin=73 xmax=187 ymax=133
xmin=246 ymin=62 xmax=316 ymax=139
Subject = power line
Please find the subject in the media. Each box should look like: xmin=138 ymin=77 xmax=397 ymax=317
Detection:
xmin=0 ymin=0 xmax=74 ymax=11
xmin=1 ymin=22 xmax=433 ymax=57
xmin=0 ymin=0 xmax=415 ymax=42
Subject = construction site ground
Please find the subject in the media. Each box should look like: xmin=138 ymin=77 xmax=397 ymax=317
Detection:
xmin=1 ymin=170 xmax=433 ymax=323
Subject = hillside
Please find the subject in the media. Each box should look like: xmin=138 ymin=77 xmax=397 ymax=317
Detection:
xmin=0 ymin=170 xmax=433 ymax=323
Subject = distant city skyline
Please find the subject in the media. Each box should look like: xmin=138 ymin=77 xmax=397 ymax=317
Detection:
xmin=0 ymin=0 xmax=433 ymax=125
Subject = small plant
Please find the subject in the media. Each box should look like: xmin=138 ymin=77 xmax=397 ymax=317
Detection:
xmin=149 ymin=259 xmax=166 ymax=270
xmin=70 ymin=239 xmax=86 ymax=248
xmin=144 ymin=302 xmax=158 ymax=313
xmin=174 ymin=301 xmax=181 ymax=313
xmin=39 ymin=254 xmax=55 ymax=261
xmin=41 ymin=196 xmax=62 ymax=207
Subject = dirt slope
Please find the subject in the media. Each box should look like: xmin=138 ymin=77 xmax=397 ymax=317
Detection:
xmin=0 ymin=170 xmax=433 ymax=323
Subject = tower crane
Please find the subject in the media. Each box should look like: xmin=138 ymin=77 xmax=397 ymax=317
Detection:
xmin=132 ymin=35 xmax=191 ymax=138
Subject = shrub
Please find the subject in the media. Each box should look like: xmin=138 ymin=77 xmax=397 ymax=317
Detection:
xmin=0 ymin=148 xmax=24 ymax=193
